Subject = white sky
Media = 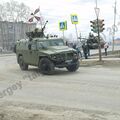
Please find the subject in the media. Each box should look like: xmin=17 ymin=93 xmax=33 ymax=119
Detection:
xmin=1 ymin=0 xmax=120 ymax=41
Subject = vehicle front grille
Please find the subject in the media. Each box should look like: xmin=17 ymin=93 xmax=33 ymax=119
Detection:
xmin=67 ymin=52 xmax=74 ymax=60
xmin=54 ymin=52 xmax=74 ymax=62
xmin=56 ymin=53 xmax=65 ymax=61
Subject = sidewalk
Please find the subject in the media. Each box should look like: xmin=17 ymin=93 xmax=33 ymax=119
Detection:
xmin=80 ymin=54 xmax=120 ymax=66
xmin=0 ymin=53 xmax=15 ymax=57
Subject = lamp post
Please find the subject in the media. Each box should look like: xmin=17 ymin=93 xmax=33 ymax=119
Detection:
xmin=94 ymin=7 xmax=102 ymax=61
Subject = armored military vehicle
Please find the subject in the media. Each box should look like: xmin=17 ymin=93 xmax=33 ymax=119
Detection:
xmin=15 ymin=21 xmax=79 ymax=74
xmin=87 ymin=33 xmax=105 ymax=49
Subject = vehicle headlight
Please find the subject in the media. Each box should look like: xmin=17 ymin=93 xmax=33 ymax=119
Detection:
xmin=73 ymin=52 xmax=78 ymax=59
xmin=51 ymin=54 xmax=57 ymax=59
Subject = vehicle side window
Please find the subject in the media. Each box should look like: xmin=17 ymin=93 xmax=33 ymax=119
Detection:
xmin=50 ymin=39 xmax=64 ymax=46
xmin=31 ymin=42 xmax=37 ymax=50
xmin=37 ymin=42 xmax=43 ymax=49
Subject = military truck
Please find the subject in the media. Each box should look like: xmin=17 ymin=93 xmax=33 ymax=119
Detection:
xmin=15 ymin=21 xmax=79 ymax=74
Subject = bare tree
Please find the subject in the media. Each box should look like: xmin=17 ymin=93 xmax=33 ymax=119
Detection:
xmin=0 ymin=0 xmax=32 ymax=22
xmin=0 ymin=4 xmax=7 ymax=21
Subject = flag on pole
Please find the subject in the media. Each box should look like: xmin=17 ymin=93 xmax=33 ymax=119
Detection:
xmin=34 ymin=16 xmax=40 ymax=21
xmin=28 ymin=17 xmax=34 ymax=22
xmin=34 ymin=8 xmax=40 ymax=14
xmin=28 ymin=7 xmax=41 ymax=22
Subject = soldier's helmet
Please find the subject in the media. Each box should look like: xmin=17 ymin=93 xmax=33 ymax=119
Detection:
xmin=34 ymin=28 xmax=39 ymax=33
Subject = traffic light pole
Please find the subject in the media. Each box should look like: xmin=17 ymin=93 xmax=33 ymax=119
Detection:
xmin=97 ymin=17 xmax=102 ymax=61
xmin=95 ymin=7 xmax=102 ymax=62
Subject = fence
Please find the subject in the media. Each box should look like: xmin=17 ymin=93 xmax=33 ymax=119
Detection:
xmin=0 ymin=21 xmax=36 ymax=51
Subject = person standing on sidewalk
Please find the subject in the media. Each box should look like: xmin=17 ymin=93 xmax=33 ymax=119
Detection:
xmin=104 ymin=42 xmax=109 ymax=56
xmin=82 ymin=42 xmax=88 ymax=59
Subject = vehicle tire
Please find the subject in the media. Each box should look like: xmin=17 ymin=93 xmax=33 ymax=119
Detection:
xmin=39 ymin=58 xmax=55 ymax=75
xmin=66 ymin=61 xmax=79 ymax=72
xmin=18 ymin=56 xmax=28 ymax=70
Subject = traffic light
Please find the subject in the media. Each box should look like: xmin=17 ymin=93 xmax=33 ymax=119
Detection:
xmin=98 ymin=19 xmax=105 ymax=32
xmin=90 ymin=20 xmax=97 ymax=33
xmin=90 ymin=19 xmax=105 ymax=33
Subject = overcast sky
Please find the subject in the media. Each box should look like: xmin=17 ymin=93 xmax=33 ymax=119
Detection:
xmin=1 ymin=0 xmax=120 ymax=41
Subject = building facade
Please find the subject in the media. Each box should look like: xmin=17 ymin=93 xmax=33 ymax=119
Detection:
xmin=114 ymin=38 xmax=120 ymax=45
xmin=0 ymin=21 xmax=36 ymax=50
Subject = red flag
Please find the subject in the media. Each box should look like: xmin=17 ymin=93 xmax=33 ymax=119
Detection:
xmin=35 ymin=16 xmax=40 ymax=21
xmin=28 ymin=17 xmax=33 ymax=22
xmin=34 ymin=8 xmax=40 ymax=14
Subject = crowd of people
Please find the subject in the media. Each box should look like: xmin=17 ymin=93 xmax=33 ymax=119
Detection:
xmin=66 ymin=41 xmax=109 ymax=59
xmin=66 ymin=41 xmax=90 ymax=59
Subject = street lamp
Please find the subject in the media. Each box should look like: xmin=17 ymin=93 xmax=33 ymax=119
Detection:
xmin=94 ymin=7 xmax=102 ymax=61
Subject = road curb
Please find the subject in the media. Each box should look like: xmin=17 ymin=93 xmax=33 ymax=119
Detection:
xmin=0 ymin=54 xmax=15 ymax=57
xmin=80 ymin=59 xmax=120 ymax=67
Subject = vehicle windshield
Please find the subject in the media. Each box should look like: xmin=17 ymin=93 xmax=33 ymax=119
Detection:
xmin=37 ymin=39 xmax=65 ymax=49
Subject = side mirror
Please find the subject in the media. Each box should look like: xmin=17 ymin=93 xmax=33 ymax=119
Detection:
xmin=28 ymin=44 xmax=31 ymax=50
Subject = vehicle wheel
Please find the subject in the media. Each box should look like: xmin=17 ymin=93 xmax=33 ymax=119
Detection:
xmin=18 ymin=56 xmax=28 ymax=70
xmin=66 ymin=61 xmax=79 ymax=72
xmin=39 ymin=58 xmax=55 ymax=75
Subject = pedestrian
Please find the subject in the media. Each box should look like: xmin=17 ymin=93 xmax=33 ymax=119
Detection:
xmin=72 ymin=44 xmax=82 ymax=59
xmin=76 ymin=46 xmax=82 ymax=58
xmin=82 ymin=43 xmax=88 ymax=59
xmin=104 ymin=42 xmax=109 ymax=56
xmin=66 ymin=41 xmax=68 ymax=46
xmin=73 ymin=44 xmax=76 ymax=49
xmin=86 ymin=41 xmax=90 ymax=56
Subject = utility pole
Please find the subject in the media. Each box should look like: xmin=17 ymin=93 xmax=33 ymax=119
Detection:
xmin=95 ymin=8 xmax=102 ymax=61
xmin=95 ymin=0 xmax=98 ymax=7
xmin=94 ymin=0 xmax=102 ymax=61
xmin=112 ymin=0 xmax=117 ymax=51
xmin=75 ymin=24 xmax=78 ymax=42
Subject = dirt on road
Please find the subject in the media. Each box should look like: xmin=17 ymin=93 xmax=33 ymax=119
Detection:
xmin=0 ymin=101 xmax=120 ymax=120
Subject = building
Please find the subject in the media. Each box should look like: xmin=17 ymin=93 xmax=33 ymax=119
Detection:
xmin=114 ymin=38 xmax=120 ymax=45
xmin=0 ymin=21 xmax=36 ymax=50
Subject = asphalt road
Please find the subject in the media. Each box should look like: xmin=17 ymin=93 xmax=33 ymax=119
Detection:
xmin=0 ymin=55 xmax=120 ymax=120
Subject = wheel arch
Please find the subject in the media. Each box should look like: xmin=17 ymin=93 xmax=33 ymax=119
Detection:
xmin=38 ymin=56 xmax=51 ymax=65
xmin=17 ymin=54 xmax=23 ymax=63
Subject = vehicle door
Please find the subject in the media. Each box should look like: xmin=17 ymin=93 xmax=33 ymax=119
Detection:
xmin=27 ymin=41 xmax=38 ymax=65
